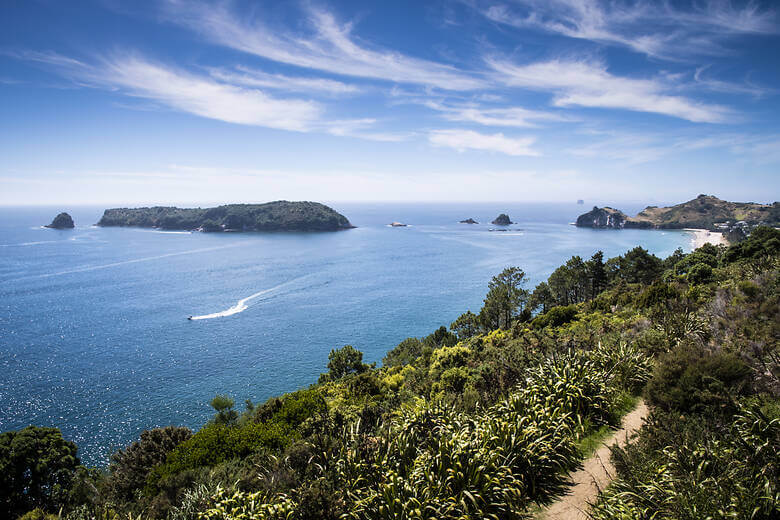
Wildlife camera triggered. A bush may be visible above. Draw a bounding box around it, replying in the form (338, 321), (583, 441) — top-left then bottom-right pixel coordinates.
(531, 304), (578, 328)
(382, 337), (423, 367)
(645, 345), (751, 414)
(686, 262), (714, 285)
(108, 425), (192, 502)
(592, 403), (780, 520)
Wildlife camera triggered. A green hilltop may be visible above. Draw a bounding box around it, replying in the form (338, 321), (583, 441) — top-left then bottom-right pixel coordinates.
(577, 194), (779, 231)
(97, 201), (354, 232)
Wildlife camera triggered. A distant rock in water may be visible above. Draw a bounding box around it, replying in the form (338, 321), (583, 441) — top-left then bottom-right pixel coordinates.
(45, 212), (75, 229)
(460, 218), (478, 224)
(576, 206), (628, 229)
(97, 201), (354, 232)
(389, 222), (408, 227)
(577, 199), (584, 205)
(491, 214), (513, 226)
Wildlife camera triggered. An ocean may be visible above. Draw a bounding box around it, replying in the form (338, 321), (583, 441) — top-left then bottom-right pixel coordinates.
(0, 202), (694, 466)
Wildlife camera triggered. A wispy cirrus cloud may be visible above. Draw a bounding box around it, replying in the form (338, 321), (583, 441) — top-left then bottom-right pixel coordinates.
(209, 65), (361, 95)
(428, 129), (539, 156)
(478, 0), (777, 59)
(488, 58), (731, 123)
(8, 50), (410, 140)
(428, 102), (572, 127)
(162, 0), (485, 91)
(570, 129), (780, 165)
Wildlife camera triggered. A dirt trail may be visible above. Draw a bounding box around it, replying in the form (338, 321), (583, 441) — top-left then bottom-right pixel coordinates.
(537, 400), (648, 520)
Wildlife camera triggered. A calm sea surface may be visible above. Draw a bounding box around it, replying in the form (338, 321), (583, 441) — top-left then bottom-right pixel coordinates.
(0, 203), (693, 465)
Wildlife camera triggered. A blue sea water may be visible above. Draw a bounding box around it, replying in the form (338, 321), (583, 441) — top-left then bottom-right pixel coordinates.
(0, 203), (694, 466)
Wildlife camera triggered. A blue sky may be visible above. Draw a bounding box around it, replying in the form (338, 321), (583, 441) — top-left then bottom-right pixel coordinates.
(1, 0), (779, 205)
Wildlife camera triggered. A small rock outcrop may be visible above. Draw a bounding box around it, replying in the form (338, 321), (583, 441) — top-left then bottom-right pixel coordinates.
(460, 218), (478, 224)
(390, 222), (408, 227)
(575, 207), (628, 228)
(491, 214), (513, 226)
(45, 212), (75, 229)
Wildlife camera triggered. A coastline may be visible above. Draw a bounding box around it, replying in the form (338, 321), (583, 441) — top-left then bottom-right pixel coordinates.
(685, 228), (727, 249)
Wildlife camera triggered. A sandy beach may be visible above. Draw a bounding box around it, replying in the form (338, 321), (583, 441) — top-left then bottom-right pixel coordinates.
(686, 228), (727, 249)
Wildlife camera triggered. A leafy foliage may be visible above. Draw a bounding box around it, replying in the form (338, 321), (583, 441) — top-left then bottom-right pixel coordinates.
(0, 426), (80, 516)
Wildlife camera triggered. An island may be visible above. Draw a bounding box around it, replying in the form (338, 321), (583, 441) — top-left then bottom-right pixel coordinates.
(460, 218), (479, 224)
(575, 206), (629, 229)
(96, 201), (354, 232)
(45, 212), (75, 229)
(491, 213), (513, 226)
(576, 195), (779, 233)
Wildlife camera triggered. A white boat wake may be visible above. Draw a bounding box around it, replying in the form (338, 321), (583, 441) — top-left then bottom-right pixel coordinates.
(189, 275), (313, 320)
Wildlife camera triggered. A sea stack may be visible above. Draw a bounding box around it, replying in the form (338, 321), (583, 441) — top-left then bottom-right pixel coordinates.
(45, 212), (75, 229)
(460, 218), (478, 224)
(491, 214), (513, 226)
(575, 206), (628, 228)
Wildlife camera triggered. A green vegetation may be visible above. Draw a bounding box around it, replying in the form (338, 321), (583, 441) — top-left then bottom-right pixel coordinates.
(96, 201), (354, 232)
(5, 226), (779, 519)
(577, 195), (779, 231)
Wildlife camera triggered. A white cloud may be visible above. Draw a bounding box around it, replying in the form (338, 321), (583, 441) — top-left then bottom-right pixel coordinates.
(428, 129), (539, 156)
(209, 66), (360, 95)
(97, 56), (322, 131)
(488, 58), (731, 123)
(10, 50), (415, 138)
(161, 1), (484, 91)
(570, 130), (780, 165)
(427, 101), (571, 127)
(479, 0), (777, 59)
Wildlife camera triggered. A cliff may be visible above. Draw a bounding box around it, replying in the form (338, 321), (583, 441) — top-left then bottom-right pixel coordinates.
(97, 201), (354, 232)
(45, 212), (75, 229)
(577, 195), (779, 230)
(575, 206), (629, 228)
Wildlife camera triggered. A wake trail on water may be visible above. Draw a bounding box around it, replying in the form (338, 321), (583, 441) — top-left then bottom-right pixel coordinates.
(190, 274), (316, 320)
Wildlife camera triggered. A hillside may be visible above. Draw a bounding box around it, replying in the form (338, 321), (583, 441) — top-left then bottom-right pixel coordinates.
(627, 194), (779, 229)
(4, 227), (778, 520)
(576, 195), (779, 230)
(97, 201), (354, 232)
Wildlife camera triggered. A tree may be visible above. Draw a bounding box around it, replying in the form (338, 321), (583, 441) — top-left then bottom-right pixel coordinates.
(586, 250), (607, 299)
(0, 426), (80, 516)
(383, 337), (423, 367)
(479, 267), (529, 330)
(210, 395), (238, 425)
(528, 282), (554, 314)
(321, 345), (369, 381)
(450, 311), (480, 340)
(107, 426), (192, 502)
(423, 325), (457, 348)
(547, 256), (588, 306)
(613, 246), (663, 285)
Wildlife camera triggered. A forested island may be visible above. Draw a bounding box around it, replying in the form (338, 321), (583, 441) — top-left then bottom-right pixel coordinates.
(3, 227), (779, 520)
(577, 194), (779, 234)
(97, 201), (354, 232)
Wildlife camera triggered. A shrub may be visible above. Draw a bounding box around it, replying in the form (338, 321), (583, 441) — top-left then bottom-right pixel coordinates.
(592, 403), (780, 520)
(108, 426), (192, 502)
(531, 304), (578, 328)
(645, 345), (751, 414)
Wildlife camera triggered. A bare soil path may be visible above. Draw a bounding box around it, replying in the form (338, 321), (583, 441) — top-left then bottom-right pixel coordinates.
(537, 400), (648, 520)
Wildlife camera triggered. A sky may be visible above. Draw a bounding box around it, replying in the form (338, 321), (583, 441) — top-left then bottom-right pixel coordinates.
(1, 0), (779, 205)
